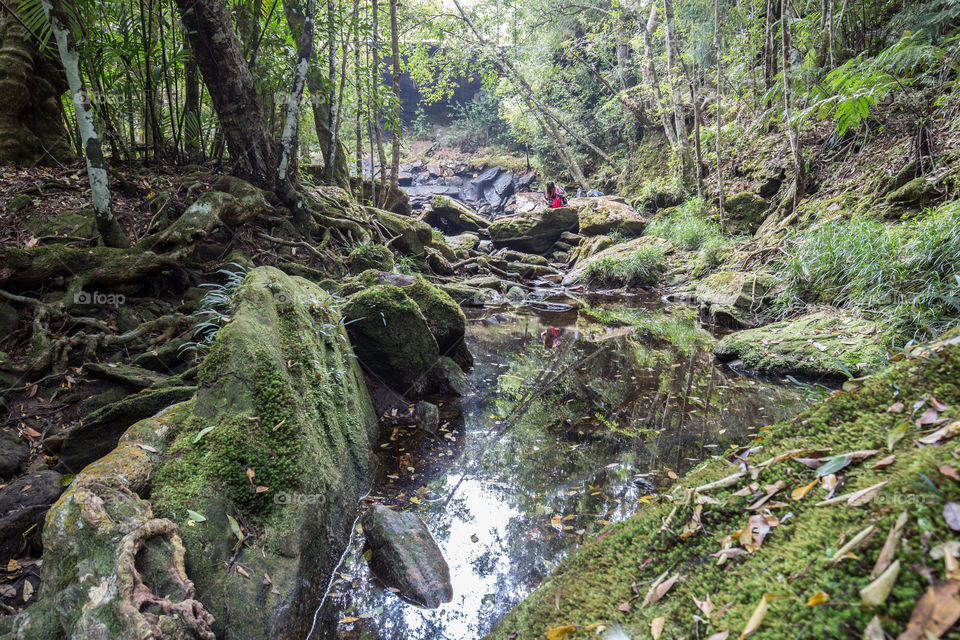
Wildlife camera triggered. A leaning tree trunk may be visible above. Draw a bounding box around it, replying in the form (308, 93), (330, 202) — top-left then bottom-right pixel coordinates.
(275, 0), (317, 206)
(41, 0), (129, 248)
(175, 0), (276, 189)
(714, 0), (724, 227)
(781, 0), (805, 210)
(638, 0), (677, 147)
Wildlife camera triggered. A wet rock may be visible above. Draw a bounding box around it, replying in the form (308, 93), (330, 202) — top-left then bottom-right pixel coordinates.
(414, 401), (440, 433)
(714, 311), (891, 379)
(694, 271), (777, 327)
(0, 431), (29, 480)
(723, 192), (769, 235)
(422, 195), (489, 233)
(361, 505), (452, 608)
(435, 283), (488, 307)
(488, 207), (579, 254)
(0, 469), (62, 561)
(572, 196), (646, 236)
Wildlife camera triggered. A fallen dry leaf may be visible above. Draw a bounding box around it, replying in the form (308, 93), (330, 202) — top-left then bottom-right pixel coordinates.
(870, 455), (896, 469)
(940, 465), (960, 483)
(862, 616), (884, 640)
(872, 513), (908, 578)
(945, 503), (960, 532)
(651, 616), (665, 639)
(546, 625), (577, 640)
(738, 593), (789, 639)
(806, 591), (829, 606)
(791, 479), (818, 501)
(897, 580), (960, 639)
(641, 572), (683, 608)
(693, 593), (715, 618)
(860, 559), (899, 606)
(887, 401), (904, 413)
(831, 525), (876, 564)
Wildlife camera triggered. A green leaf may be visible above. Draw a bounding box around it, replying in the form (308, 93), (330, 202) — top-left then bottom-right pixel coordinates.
(187, 509), (207, 522)
(887, 421), (910, 451)
(60, 474), (75, 487)
(227, 514), (243, 540)
(817, 455), (851, 477)
(193, 425), (215, 444)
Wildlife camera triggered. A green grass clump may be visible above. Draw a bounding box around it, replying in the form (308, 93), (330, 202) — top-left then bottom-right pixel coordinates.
(775, 201), (960, 341)
(647, 198), (739, 276)
(584, 245), (666, 287)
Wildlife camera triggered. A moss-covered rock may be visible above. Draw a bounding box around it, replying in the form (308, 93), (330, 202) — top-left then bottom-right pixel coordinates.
(370, 207), (433, 256)
(694, 270), (777, 327)
(343, 284), (441, 392)
(446, 233), (480, 253)
(405, 275), (472, 369)
(23, 209), (97, 241)
(6, 194), (32, 212)
(562, 237), (670, 286)
(723, 191), (769, 235)
(572, 196), (646, 236)
(715, 310), (892, 379)
(422, 196), (489, 233)
(11, 267), (379, 640)
(210, 176), (272, 224)
(488, 207), (579, 254)
(490, 328), (960, 640)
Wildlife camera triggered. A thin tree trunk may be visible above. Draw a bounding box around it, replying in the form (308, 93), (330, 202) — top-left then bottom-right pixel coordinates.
(183, 44), (202, 161)
(325, 0), (337, 183)
(663, 0), (693, 185)
(714, 0), (724, 228)
(638, 0), (676, 147)
(388, 0), (400, 190)
(781, 0), (805, 210)
(371, 0), (388, 205)
(41, 0), (128, 248)
(527, 97), (588, 189)
(275, 0), (316, 206)
(354, 0), (362, 183)
(175, 0), (276, 188)
(686, 62), (704, 198)
(763, 0), (778, 90)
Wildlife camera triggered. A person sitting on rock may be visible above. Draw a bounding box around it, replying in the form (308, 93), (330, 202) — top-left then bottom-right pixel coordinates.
(545, 181), (567, 208)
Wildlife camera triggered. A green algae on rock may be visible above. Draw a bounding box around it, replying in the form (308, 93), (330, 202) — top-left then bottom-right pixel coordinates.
(715, 310), (892, 380)
(488, 206), (579, 254)
(694, 270), (777, 327)
(562, 237), (670, 287)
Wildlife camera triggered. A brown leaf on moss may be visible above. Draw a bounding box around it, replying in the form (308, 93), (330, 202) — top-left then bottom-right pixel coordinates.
(898, 580), (960, 639)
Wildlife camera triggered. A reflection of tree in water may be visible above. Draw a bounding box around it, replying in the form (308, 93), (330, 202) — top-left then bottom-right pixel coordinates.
(319, 304), (808, 640)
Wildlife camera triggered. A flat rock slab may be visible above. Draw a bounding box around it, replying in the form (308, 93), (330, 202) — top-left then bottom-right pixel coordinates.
(361, 504), (452, 608)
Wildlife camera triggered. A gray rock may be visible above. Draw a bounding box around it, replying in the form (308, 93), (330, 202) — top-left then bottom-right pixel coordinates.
(0, 302), (19, 336)
(361, 505), (452, 608)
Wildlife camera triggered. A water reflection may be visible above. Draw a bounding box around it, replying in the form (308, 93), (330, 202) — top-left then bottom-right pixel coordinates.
(313, 299), (809, 640)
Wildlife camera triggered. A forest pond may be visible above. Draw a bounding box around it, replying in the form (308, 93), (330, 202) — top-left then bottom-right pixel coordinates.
(311, 296), (811, 640)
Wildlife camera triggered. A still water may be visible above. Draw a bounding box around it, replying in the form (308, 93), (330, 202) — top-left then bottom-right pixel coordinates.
(313, 298), (809, 640)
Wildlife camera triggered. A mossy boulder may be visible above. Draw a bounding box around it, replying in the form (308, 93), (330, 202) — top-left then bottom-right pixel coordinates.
(343, 284), (442, 392)
(405, 276), (473, 369)
(571, 196), (646, 236)
(10, 267), (379, 640)
(210, 176), (272, 224)
(694, 270), (777, 327)
(488, 207), (579, 254)
(370, 208), (433, 256)
(6, 194), (32, 212)
(0, 301), (18, 336)
(562, 237), (670, 286)
(723, 191), (769, 235)
(446, 233), (480, 253)
(422, 196), (489, 233)
(346, 243), (395, 274)
(715, 310), (892, 379)
(568, 235), (617, 269)
(492, 328), (960, 640)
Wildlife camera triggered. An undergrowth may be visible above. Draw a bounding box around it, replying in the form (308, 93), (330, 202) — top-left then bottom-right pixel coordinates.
(647, 198), (739, 276)
(583, 245), (666, 287)
(775, 201), (960, 341)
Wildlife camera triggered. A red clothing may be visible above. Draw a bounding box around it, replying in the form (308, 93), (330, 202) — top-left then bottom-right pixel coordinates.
(551, 196), (564, 208)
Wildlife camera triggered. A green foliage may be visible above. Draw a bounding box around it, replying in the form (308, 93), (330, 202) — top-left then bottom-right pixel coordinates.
(805, 31), (948, 136)
(442, 91), (508, 150)
(647, 198), (737, 276)
(180, 263), (248, 356)
(775, 202), (960, 341)
(583, 245), (666, 287)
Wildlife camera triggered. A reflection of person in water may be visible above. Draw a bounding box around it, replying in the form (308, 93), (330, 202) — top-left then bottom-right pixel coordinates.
(541, 327), (563, 349)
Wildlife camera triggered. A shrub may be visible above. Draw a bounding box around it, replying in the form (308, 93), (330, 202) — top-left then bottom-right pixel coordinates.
(776, 202), (960, 341)
(647, 198), (739, 275)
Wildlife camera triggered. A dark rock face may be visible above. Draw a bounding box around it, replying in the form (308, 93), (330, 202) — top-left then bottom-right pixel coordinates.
(0, 469), (62, 561)
(488, 207), (579, 254)
(361, 504), (452, 608)
(0, 431), (29, 480)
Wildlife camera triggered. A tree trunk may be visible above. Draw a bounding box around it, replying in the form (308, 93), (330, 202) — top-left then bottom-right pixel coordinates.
(274, 0), (316, 206)
(781, 0), (805, 209)
(0, 3), (74, 166)
(686, 63), (704, 198)
(663, 0), (693, 186)
(763, 0), (779, 90)
(714, 0), (724, 227)
(354, 0), (363, 183)
(388, 0), (401, 191)
(183, 45), (202, 161)
(638, 0), (677, 147)
(526, 97), (588, 189)
(175, 0), (277, 189)
(41, 0), (129, 248)
(325, 0), (337, 183)
(371, 0), (388, 205)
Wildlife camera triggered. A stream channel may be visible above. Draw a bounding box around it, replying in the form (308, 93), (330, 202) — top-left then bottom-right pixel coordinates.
(312, 294), (811, 640)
